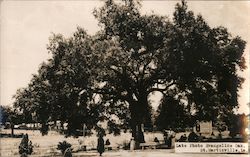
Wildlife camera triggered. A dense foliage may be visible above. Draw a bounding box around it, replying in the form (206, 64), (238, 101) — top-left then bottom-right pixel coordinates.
(155, 0), (246, 130)
(57, 141), (72, 154)
(13, 0), (246, 144)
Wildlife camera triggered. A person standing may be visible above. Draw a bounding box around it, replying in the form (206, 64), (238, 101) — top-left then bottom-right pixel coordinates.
(130, 137), (135, 151)
(97, 135), (105, 156)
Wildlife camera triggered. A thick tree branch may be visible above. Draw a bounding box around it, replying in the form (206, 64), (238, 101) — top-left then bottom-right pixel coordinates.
(147, 81), (176, 94)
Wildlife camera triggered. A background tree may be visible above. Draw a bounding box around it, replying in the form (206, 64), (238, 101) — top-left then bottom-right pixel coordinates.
(0, 105), (22, 136)
(0, 105), (11, 126)
(14, 28), (103, 136)
(42, 29), (97, 136)
(164, 0), (246, 122)
(224, 113), (248, 139)
(155, 95), (193, 132)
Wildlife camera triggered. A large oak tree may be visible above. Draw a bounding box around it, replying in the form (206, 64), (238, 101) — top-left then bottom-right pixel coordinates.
(13, 0), (246, 145)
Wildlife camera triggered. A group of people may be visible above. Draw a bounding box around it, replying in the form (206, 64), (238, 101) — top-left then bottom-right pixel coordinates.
(163, 132), (175, 148)
(67, 131), (207, 156)
(178, 131), (203, 142)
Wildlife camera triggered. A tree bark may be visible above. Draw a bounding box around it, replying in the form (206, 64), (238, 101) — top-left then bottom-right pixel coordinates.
(129, 98), (148, 147)
(131, 123), (145, 149)
(127, 86), (151, 148)
(11, 123), (14, 137)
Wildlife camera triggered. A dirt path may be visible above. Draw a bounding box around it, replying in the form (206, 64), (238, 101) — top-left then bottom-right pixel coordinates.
(74, 150), (249, 157)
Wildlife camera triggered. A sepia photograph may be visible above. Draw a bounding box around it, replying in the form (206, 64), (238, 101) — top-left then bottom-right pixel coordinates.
(0, 0), (249, 156)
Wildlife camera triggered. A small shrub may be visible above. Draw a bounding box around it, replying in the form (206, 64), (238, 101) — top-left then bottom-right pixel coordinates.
(19, 134), (33, 156)
(121, 140), (130, 150)
(57, 141), (72, 154)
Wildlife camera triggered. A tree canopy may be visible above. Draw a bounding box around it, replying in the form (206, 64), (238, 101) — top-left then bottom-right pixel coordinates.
(155, 0), (246, 130)
(13, 0), (246, 142)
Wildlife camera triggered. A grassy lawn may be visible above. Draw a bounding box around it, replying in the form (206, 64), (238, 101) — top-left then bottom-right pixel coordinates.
(1, 129), (248, 157)
(0, 129), (163, 156)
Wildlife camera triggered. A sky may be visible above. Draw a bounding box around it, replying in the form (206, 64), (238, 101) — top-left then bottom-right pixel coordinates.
(0, 0), (249, 114)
